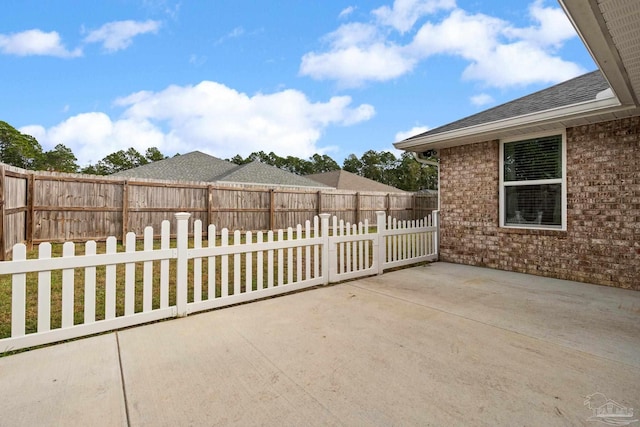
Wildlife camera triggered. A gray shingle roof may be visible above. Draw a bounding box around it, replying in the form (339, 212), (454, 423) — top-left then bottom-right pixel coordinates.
(114, 152), (329, 187)
(217, 161), (328, 187)
(306, 170), (406, 193)
(112, 151), (237, 181)
(405, 70), (609, 141)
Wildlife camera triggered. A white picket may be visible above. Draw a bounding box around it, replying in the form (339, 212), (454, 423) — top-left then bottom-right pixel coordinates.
(160, 221), (170, 309)
(305, 220), (311, 281)
(207, 224), (216, 300)
(277, 229), (284, 286)
(193, 221), (202, 303)
(124, 232), (136, 317)
(364, 219), (370, 269)
(267, 230), (274, 289)
(353, 224), (358, 271)
(38, 243), (52, 332)
(143, 227), (154, 311)
(314, 216), (320, 279)
(338, 219), (345, 275)
(245, 231), (252, 293)
(175, 212), (190, 317)
(221, 229), (229, 298)
(346, 222), (352, 274)
(105, 237), (117, 320)
(256, 231), (263, 290)
(11, 244), (27, 337)
(287, 227), (293, 285)
(296, 225), (302, 283)
(61, 242), (75, 328)
(84, 241), (96, 324)
(233, 230), (241, 295)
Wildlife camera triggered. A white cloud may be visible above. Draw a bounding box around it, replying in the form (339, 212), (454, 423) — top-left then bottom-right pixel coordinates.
(461, 40), (584, 87)
(470, 93), (494, 106)
(300, 23), (417, 87)
(301, 44), (416, 88)
(373, 0), (456, 33)
(22, 113), (166, 165)
(395, 125), (429, 142)
(410, 9), (503, 57)
(189, 54), (207, 66)
(84, 20), (161, 52)
(339, 6), (356, 19)
(301, 0), (584, 88)
(324, 23), (382, 49)
(410, 9), (584, 87)
(215, 26), (246, 45)
(23, 81), (375, 165)
(505, 0), (577, 48)
(0, 29), (81, 57)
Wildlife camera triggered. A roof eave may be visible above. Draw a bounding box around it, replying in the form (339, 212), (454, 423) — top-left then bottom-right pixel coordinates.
(558, 0), (638, 106)
(394, 96), (629, 152)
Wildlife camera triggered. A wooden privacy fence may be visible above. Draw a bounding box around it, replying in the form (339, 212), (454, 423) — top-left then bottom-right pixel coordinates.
(0, 211), (439, 352)
(0, 164), (437, 260)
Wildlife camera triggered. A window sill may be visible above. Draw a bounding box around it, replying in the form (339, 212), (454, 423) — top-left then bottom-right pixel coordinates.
(499, 227), (567, 237)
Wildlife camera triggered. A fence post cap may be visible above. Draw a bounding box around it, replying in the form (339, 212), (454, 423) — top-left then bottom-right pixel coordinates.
(174, 212), (191, 220)
(318, 213), (331, 219)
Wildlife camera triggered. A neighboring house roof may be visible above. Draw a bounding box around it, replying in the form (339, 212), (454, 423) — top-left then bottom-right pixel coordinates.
(395, 0), (640, 153)
(113, 151), (328, 188)
(112, 151), (237, 181)
(306, 170), (406, 193)
(216, 161), (328, 188)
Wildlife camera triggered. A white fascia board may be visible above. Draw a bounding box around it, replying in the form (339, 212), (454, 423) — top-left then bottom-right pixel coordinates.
(394, 96), (626, 152)
(558, 0), (637, 106)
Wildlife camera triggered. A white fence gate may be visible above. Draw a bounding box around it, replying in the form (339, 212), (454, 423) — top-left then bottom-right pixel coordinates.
(0, 211), (438, 352)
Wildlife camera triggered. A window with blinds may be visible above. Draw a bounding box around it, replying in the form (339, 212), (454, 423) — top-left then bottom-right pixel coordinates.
(501, 133), (565, 229)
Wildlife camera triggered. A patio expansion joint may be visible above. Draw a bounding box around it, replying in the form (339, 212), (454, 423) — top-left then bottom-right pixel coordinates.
(115, 331), (132, 427)
(346, 282), (640, 371)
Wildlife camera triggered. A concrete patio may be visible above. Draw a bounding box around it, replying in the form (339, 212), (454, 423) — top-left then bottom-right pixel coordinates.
(1, 262), (639, 426)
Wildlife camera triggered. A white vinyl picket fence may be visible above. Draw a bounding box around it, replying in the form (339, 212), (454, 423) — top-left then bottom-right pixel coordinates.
(0, 211), (438, 352)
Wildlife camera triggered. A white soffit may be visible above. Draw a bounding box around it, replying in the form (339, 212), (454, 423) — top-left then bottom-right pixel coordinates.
(561, 0), (640, 106)
(597, 0), (640, 104)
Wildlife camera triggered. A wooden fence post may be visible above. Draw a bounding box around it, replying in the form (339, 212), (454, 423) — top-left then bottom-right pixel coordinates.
(317, 190), (322, 217)
(376, 211), (386, 275)
(175, 212), (191, 317)
(122, 180), (129, 243)
(355, 192), (361, 225)
(269, 189), (275, 230)
(386, 193), (391, 218)
(208, 185), (214, 231)
(0, 165), (5, 260)
(411, 193), (416, 221)
(26, 174), (34, 250)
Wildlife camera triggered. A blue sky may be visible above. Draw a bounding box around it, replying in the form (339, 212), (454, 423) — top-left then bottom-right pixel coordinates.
(1, 0), (595, 167)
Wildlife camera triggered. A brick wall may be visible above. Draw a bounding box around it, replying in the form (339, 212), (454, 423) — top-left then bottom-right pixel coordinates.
(439, 115), (639, 290)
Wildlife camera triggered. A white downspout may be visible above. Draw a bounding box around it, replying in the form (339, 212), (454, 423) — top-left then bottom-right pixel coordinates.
(413, 151), (440, 211)
(413, 151), (440, 260)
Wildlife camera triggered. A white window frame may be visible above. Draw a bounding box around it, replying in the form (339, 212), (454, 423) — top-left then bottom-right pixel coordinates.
(499, 130), (567, 231)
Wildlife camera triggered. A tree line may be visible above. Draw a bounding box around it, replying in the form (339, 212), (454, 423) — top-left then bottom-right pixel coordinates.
(0, 120), (437, 191)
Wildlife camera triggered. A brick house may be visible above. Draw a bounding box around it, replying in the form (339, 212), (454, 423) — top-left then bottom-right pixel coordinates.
(395, 0), (640, 289)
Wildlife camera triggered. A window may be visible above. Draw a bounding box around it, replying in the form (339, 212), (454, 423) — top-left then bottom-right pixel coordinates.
(500, 132), (566, 230)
